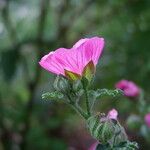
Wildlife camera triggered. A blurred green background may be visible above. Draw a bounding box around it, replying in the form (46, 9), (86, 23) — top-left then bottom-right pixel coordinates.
(0, 0), (150, 149)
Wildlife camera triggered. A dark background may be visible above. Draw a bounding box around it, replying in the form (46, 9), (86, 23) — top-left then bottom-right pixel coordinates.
(0, 0), (150, 149)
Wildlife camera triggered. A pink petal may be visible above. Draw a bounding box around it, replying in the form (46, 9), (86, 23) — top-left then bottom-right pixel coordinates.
(145, 113), (150, 128)
(39, 36), (105, 77)
(88, 37), (104, 65)
(76, 37), (104, 67)
(39, 51), (65, 75)
(88, 142), (99, 150)
(115, 80), (140, 97)
(115, 80), (129, 89)
(73, 38), (89, 48)
(107, 109), (118, 120)
(54, 48), (82, 74)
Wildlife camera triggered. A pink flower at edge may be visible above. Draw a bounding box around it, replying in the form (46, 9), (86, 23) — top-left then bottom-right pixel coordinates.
(107, 109), (118, 120)
(145, 113), (150, 128)
(88, 142), (99, 150)
(39, 37), (104, 80)
(115, 80), (140, 97)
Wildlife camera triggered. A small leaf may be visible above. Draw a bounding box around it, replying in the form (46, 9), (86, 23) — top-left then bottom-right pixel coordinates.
(82, 60), (95, 82)
(96, 143), (111, 150)
(95, 89), (124, 98)
(64, 69), (81, 81)
(42, 91), (64, 100)
(114, 141), (139, 149)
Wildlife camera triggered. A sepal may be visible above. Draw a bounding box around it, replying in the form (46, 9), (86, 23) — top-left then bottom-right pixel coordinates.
(82, 60), (95, 82)
(64, 69), (81, 81)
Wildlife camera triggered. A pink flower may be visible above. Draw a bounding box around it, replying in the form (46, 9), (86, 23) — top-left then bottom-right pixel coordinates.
(145, 113), (150, 128)
(88, 142), (99, 150)
(107, 109), (118, 120)
(39, 37), (104, 80)
(115, 80), (140, 97)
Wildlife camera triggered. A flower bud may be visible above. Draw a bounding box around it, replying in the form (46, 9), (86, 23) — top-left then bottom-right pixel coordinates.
(115, 80), (140, 98)
(53, 76), (70, 94)
(110, 123), (128, 145)
(72, 80), (83, 92)
(86, 114), (115, 144)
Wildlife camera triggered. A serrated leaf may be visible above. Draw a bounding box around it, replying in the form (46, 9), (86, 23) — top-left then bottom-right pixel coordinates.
(42, 91), (64, 100)
(96, 143), (111, 150)
(95, 89), (124, 98)
(114, 141), (139, 150)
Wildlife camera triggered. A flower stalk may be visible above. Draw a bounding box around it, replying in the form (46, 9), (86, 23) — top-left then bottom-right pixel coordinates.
(84, 85), (91, 118)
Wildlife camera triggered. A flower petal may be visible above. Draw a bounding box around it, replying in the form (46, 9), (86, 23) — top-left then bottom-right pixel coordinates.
(73, 38), (89, 48)
(107, 109), (118, 120)
(39, 36), (105, 77)
(84, 37), (104, 65)
(39, 51), (65, 75)
(54, 48), (81, 75)
(75, 37), (105, 73)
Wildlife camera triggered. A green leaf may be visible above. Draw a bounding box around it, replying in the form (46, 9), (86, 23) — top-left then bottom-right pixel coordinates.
(64, 69), (81, 81)
(96, 143), (111, 150)
(114, 141), (139, 150)
(94, 89), (124, 98)
(82, 60), (95, 82)
(42, 91), (64, 100)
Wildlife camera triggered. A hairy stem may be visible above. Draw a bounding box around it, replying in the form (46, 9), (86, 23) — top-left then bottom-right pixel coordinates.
(84, 87), (91, 118)
(70, 103), (89, 120)
(66, 93), (88, 120)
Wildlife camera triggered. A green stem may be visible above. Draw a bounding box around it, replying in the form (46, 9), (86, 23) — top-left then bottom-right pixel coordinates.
(81, 78), (91, 117)
(70, 103), (89, 120)
(84, 87), (91, 117)
(66, 94), (88, 120)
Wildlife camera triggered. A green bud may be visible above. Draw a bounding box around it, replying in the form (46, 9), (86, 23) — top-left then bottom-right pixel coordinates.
(87, 114), (115, 144)
(72, 80), (83, 92)
(110, 122), (128, 146)
(53, 76), (70, 94)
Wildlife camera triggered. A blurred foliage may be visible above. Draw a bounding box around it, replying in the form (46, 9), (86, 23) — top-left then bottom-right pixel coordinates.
(0, 0), (150, 149)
